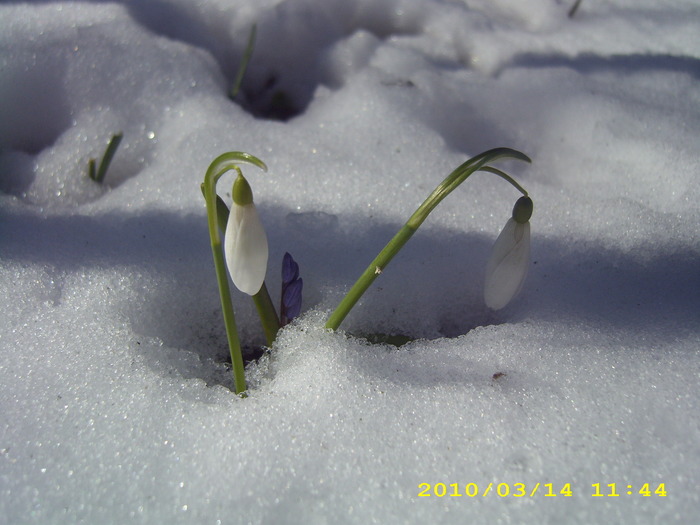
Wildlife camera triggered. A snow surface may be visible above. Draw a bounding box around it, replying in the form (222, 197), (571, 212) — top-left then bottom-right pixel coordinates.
(1, 0), (699, 523)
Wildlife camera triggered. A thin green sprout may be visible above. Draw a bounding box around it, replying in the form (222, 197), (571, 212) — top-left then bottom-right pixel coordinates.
(88, 132), (123, 183)
(230, 24), (257, 99)
(325, 147), (531, 331)
(568, 0), (583, 18)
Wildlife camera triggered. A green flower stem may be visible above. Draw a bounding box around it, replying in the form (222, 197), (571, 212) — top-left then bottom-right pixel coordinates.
(252, 284), (281, 346)
(206, 190), (281, 347)
(203, 152), (267, 394)
(325, 224), (417, 331)
(325, 147), (531, 331)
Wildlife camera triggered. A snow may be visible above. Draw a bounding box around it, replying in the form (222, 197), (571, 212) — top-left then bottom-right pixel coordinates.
(1, 0), (699, 523)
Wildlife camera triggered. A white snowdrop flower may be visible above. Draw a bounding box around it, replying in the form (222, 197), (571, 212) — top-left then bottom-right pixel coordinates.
(484, 196), (533, 310)
(224, 174), (268, 295)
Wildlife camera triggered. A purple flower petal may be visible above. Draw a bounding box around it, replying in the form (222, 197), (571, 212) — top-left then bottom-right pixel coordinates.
(280, 253), (303, 325)
(282, 278), (303, 321)
(282, 252), (299, 284)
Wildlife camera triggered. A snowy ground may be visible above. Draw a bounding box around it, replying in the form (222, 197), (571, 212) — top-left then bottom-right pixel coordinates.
(1, 0), (699, 523)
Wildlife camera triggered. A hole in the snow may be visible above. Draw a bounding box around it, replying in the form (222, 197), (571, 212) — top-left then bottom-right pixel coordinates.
(236, 73), (304, 122)
(230, 4), (424, 121)
(0, 52), (73, 197)
(0, 25), (155, 207)
(0, 56), (72, 157)
(107, 0), (426, 122)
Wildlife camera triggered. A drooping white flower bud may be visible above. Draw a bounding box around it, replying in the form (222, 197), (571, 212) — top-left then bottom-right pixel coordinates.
(224, 174), (268, 295)
(484, 196), (532, 310)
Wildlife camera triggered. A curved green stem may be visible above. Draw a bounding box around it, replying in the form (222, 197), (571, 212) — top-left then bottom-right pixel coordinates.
(477, 166), (529, 197)
(325, 147), (531, 331)
(405, 148), (531, 230)
(203, 152), (267, 395)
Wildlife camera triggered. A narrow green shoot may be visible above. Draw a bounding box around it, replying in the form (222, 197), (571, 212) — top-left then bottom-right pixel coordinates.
(88, 132), (123, 183)
(252, 285), (281, 346)
(203, 152), (267, 395)
(568, 0), (583, 18)
(230, 24), (257, 99)
(325, 148), (531, 331)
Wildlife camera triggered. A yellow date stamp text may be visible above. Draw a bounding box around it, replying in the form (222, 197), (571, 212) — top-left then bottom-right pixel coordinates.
(417, 482), (667, 498)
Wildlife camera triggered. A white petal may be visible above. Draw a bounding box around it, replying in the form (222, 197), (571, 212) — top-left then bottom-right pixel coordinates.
(484, 218), (530, 310)
(224, 203), (268, 295)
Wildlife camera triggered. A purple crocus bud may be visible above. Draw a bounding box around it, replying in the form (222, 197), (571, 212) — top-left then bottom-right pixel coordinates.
(282, 251), (299, 284)
(280, 252), (303, 325)
(282, 278), (303, 322)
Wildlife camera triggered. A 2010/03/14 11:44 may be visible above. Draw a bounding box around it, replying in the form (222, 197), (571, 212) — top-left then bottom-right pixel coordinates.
(416, 482), (667, 498)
